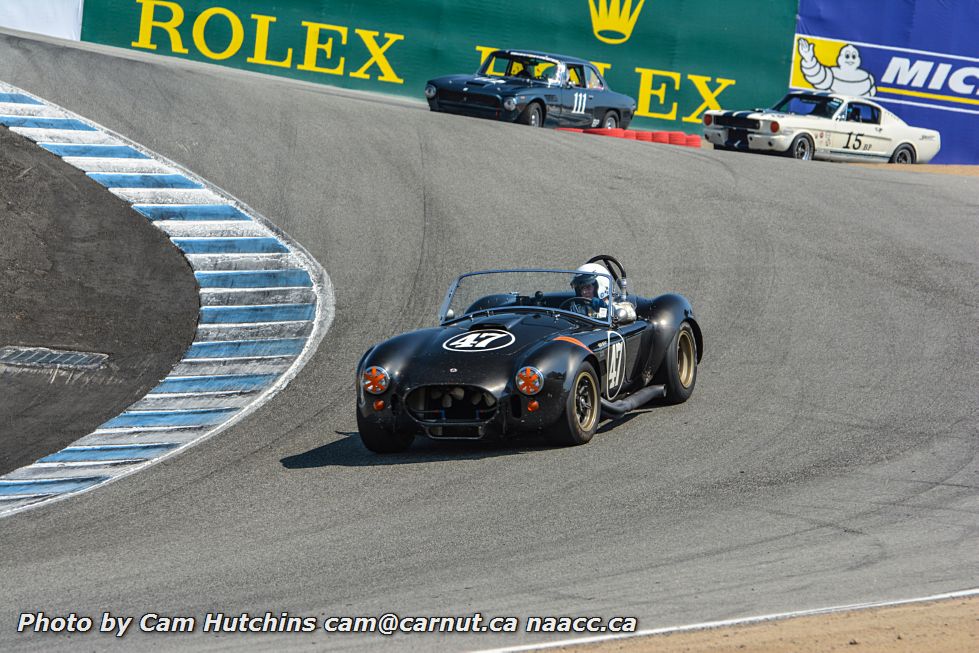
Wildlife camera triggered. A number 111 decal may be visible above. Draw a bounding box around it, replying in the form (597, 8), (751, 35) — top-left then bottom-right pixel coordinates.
(572, 92), (588, 114)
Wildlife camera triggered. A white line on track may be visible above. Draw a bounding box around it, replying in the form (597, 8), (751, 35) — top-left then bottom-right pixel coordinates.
(469, 588), (979, 653)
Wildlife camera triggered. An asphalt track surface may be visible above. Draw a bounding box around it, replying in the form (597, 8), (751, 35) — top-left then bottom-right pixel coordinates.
(1, 31), (976, 652)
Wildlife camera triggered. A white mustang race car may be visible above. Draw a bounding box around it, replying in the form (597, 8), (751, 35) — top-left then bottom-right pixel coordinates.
(702, 91), (941, 163)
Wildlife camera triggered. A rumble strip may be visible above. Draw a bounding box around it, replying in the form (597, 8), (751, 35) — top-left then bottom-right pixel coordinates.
(0, 82), (334, 518)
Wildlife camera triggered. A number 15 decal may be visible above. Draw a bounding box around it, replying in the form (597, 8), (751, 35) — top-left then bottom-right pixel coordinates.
(572, 92), (588, 114)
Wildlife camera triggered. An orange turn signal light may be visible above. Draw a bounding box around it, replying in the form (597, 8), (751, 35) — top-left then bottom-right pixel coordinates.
(527, 400), (540, 413)
(373, 399), (385, 411)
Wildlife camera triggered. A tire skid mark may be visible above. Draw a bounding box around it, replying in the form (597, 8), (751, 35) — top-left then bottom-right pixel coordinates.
(0, 82), (334, 518)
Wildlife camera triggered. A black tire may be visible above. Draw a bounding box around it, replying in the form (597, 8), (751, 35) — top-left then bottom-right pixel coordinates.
(547, 361), (600, 446)
(889, 144), (915, 164)
(786, 134), (814, 160)
(663, 322), (698, 404)
(357, 410), (413, 453)
(602, 111), (618, 129)
(518, 102), (543, 127)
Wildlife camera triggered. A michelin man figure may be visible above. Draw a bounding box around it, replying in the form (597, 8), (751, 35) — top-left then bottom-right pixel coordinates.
(798, 38), (876, 96)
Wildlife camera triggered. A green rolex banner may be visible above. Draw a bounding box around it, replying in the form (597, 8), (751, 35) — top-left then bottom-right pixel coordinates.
(81, 0), (798, 131)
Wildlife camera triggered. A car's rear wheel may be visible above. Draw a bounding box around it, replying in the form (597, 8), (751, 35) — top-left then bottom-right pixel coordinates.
(518, 102), (543, 127)
(787, 134), (814, 160)
(547, 361), (599, 446)
(602, 111), (618, 129)
(358, 410), (413, 453)
(663, 322), (698, 404)
(890, 144), (915, 164)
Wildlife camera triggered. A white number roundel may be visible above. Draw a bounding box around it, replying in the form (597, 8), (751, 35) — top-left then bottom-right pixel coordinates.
(443, 330), (515, 352)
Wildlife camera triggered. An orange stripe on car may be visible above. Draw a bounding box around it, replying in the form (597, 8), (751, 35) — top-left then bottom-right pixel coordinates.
(553, 336), (592, 353)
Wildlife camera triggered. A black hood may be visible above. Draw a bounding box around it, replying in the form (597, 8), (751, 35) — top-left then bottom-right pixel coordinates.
(431, 74), (556, 94)
(366, 311), (592, 393)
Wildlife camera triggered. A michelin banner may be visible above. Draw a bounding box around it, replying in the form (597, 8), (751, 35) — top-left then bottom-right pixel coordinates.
(792, 0), (979, 164)
(78, 0), (797, 133)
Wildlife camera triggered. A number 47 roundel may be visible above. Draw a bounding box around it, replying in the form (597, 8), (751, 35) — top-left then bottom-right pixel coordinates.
(443, 330), (516, 352)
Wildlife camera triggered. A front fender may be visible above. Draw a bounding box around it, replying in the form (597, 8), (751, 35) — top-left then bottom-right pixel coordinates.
(521, 337), (601, 406)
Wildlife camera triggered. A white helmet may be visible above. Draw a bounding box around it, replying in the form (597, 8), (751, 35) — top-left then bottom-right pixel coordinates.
(571, 263), (611, 301)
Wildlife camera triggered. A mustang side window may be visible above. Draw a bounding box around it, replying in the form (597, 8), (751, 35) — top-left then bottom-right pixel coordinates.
(852, 103), (880, 124)
(567, 66), (585, 88)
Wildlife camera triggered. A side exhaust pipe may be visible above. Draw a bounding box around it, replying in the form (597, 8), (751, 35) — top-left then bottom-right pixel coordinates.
(601, 384), (666, 418)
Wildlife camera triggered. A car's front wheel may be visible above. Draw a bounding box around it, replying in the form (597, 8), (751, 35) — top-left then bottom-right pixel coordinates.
(602, 111), (619, 129)
(358, 410), (413, 453)
(547, 361), (600, 446)
(787, 134), (814, 160)
(518, 103), (543, 127)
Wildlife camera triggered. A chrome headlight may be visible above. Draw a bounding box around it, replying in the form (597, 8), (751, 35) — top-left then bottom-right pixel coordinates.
(515, 366), (543, 395)
(503, 97), (517, 111)
(424, 84), (437, 99)
(362, 366), (390, 395)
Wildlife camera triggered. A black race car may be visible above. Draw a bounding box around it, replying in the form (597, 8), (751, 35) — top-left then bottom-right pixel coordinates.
(356, 256), (702, 453)
(424, 49), (637, 129)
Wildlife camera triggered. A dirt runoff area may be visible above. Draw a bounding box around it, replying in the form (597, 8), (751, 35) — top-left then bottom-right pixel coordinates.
(854, 164), (979, 177)
(555, 595), (977, 653)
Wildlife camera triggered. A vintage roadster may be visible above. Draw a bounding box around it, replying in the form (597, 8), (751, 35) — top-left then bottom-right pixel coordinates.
(356, 256), (702, 453)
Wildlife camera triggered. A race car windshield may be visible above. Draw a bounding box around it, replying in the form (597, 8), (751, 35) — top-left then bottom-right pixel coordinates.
(440, 270), (613, 325)
(772, 94), (843, 118)
(478, 54), (560, 83)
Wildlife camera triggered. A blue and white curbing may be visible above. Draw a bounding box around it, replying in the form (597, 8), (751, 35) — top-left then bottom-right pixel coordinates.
(0, 83), (334, 517)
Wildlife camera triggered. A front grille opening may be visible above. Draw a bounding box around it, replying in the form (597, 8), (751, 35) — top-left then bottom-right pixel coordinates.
(406, 385), (498, 422)
(437, 90), (500, 108)
(714, 115), (760, 130)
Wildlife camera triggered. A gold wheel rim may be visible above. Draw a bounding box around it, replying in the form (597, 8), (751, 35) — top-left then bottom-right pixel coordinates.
(677, 330), (695, 388)
(574, 371), (598, 431)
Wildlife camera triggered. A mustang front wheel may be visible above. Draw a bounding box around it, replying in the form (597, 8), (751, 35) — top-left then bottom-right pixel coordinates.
(787, 134), (814, 160)
(548, 361), (599, 446)
(358, 411), (413, 453)
(602, 111), (618, 129)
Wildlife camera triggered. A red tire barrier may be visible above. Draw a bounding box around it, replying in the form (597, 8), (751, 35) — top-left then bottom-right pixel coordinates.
(556, 128), (585, 133)
(668, 131), (687, 145)
(635, 131), (655, 142)
(584, 127), (625, 138)
(621, 130), (638, 140)
(685, 134), (703, 147)
(650, 131), (670, 144)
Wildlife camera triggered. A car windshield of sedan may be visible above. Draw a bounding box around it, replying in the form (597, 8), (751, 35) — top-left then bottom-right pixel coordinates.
(440, 270), (614, 325)
(478, 53), (561, 84)
(772, 93), (843, 118)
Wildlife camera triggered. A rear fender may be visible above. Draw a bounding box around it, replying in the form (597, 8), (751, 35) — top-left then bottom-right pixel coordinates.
(639, 293), (703, 374)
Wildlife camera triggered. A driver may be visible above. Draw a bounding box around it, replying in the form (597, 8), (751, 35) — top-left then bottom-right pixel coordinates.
(570, 263), (610, 318)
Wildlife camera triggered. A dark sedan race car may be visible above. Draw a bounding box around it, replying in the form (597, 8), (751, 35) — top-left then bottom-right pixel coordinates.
(356, 256), (702, 453)
(424, 49), (637, 129)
